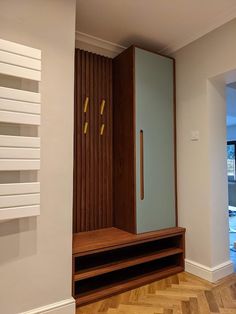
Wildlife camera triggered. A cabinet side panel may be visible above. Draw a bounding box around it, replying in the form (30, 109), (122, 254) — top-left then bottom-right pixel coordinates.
(135, 48), (176, 233)
(113, 47), (136, 233)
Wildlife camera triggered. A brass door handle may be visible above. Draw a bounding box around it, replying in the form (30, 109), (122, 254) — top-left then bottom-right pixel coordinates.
(140, 130), (144, 200)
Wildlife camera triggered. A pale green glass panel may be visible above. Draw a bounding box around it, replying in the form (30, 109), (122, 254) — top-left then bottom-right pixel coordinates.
(135, 47), (176, 233)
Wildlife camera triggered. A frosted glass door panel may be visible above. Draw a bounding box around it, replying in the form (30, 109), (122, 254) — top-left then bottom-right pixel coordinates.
(135, 48), (176, 233)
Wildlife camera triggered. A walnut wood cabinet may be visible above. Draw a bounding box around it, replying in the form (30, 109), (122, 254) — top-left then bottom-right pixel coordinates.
(73, 46), (184, 307)
(113, 46), (176, 234)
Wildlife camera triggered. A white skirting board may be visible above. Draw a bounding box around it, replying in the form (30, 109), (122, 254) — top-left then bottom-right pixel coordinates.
(185, 259), (234, 282)
(20, 298), (75, 314)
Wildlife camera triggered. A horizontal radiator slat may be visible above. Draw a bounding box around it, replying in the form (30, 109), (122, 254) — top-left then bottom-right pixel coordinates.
(0, 99), (40, 114)
(0, 205), (40, 220)
(0, 135), (40, 148)
(0, 147), (40, 159)
(0, 193), (40, 208)
(0, 62), (41, 81)
(0, 159), (40, 170)
(0, 39), (41, 60)
(0, 50), (41, 71)
(0, 110), (40, 125)
(0, 86), (40, 103)
(0, 182), (40, 195)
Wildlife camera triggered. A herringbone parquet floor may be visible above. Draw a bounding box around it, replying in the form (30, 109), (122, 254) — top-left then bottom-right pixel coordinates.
(77, 272), (236, 314)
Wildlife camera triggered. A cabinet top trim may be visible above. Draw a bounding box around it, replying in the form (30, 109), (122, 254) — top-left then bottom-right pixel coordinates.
(73, 227), (185, 256)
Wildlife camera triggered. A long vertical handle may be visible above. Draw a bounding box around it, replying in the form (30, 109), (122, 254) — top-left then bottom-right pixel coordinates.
(140, 130), (144, 200)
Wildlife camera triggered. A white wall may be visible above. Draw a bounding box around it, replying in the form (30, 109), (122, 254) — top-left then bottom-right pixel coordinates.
(174, 18), (236, 280)
(0, 1), (76, 313)
(227, 125), (236, 141)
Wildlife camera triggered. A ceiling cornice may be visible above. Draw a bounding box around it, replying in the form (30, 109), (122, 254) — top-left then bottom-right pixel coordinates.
(75, 31), (126, 55)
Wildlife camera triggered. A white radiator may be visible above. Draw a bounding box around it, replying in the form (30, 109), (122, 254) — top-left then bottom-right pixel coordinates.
(0, 38), (41, 220)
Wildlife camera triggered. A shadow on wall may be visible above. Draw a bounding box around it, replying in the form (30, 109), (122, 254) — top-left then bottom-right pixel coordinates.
(0, 218), (37, 265)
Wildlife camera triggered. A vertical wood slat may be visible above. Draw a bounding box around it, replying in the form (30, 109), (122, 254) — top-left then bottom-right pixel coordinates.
(89, 52), (94, 231)
(81, 51), (85, 231)
(101, 57), (104, 227)
(98, 55), (101, 229)
(73, 49), (113, 232)
(104, 59), (107, 227)
(109, 58), (113, 227)
(94, 54), (98, 231)
(85, 50), (90, 231)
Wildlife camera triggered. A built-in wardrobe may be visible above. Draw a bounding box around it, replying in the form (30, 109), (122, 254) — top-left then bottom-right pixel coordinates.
(73, 46), (185, 306)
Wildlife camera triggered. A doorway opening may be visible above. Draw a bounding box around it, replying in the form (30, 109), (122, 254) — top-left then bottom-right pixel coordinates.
(226, 83), (236, 271)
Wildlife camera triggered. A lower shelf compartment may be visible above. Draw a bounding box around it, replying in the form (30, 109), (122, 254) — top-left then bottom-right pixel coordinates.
(76, 265), (183, 306)
(75, 254), (183, 306)
(74, 247), (183, 281)
(73, 227), (185, 307)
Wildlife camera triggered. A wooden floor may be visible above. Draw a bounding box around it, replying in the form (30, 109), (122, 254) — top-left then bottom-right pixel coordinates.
(77, 272), (236, 314)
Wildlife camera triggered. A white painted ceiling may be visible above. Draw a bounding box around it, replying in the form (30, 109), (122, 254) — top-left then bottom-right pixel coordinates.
(76, 0), (236, 53)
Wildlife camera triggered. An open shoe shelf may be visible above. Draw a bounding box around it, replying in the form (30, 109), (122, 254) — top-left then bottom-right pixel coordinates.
(73, 227), (185, 306)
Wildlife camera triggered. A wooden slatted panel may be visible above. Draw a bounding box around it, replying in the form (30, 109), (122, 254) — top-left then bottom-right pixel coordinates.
(0, 38), (41, 81)
(108, 58), (113, 227)
(73, 49), (113, 232)
(81, 50), (86, 231)
(85, 50), (89, 230)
